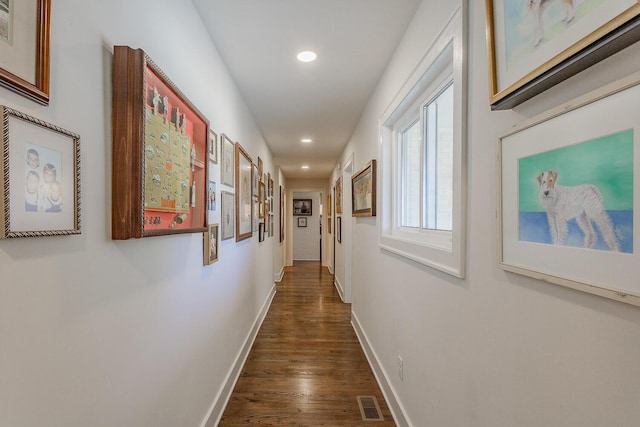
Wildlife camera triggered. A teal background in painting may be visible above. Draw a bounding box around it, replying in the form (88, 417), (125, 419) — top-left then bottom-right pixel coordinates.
(518, 129), (634, 212)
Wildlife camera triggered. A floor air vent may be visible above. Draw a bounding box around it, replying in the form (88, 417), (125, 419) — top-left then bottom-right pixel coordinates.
(357, 395), (384, 421)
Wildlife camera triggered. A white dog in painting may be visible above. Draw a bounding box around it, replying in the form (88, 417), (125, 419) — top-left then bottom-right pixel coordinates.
(528, 0), (576, 46)
(537, 170), (619, 251)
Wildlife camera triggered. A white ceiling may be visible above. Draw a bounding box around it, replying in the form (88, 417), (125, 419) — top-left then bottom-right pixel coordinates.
(192, 0), (422, 179)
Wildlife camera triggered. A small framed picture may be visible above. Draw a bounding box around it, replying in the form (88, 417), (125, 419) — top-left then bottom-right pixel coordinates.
(258, 221), (265, 242)
(203, 223), (219, 265)
(298, 216), (307, 227)
(221, 190), (235, 241)
(1, 106), (81, 238)
(352, 160), (376, 217)
(221, 133), (234, 187)
(293, 198), (312, 216)
(208, 130), (218, 163)
(208, 180), (216, 212)
(337, 216), (342, 243)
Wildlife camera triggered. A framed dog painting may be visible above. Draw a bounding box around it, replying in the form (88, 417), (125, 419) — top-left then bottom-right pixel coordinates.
(498, 70), (640, 307)
(485, 0), (640, 109)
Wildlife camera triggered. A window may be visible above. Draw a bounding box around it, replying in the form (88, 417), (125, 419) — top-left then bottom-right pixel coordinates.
(379, 8), (466, 278)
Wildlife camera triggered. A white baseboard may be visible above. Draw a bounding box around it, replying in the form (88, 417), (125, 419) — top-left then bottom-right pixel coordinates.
(201, 285), (277, 427)
(351, 312), (411, 427)
(328, 264), (334, 274)
(334, 275), (345, 302)
(274, 266), (285, 282)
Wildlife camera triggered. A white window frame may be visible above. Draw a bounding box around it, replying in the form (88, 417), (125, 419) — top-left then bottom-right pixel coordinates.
(378, 7), (467, 278)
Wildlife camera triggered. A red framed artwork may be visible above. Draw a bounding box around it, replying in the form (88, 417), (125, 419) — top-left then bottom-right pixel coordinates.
(112, 46), (208, 239)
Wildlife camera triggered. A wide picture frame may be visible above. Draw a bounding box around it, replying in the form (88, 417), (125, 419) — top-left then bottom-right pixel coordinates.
(0, 0), (51, 105)
(112, 46), (208, 239)
(485, 0), (640, 110)
(351, 159), (376, 217)
(235, 141), (252, 241)
(498, 70), (640, 307)
(293, 198), (312, 216)
(1, 106), (80, 238)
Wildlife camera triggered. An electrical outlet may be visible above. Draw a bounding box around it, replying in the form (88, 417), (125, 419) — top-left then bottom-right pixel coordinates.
(398, 355), (404, 381)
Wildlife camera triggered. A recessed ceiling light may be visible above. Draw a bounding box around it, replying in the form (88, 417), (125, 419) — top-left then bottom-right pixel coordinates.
(301, 165), (310, 170)
(297, 51), (317, 62)
(301, 138), (312, 143)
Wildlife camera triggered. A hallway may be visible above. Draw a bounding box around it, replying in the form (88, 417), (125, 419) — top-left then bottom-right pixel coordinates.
(219, 261), (395, 426)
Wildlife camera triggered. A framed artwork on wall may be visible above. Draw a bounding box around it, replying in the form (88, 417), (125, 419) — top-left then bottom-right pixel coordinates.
(1, 106), (80, 238)
(328, 216), (331, 234)
(293, 198), (312, 216)
(208, 180), (216, 212)
(112, 46), (208, 239)
(498, 70), (640, 307)
(221, 133), (234, 187)
(279, 185), (285, 243)
(298, 217), (307, 227)
(258, 181), (265, 219)
(235, 142), (252, 241)
(221, 190), (235, 240)
(0, 0), (51, 105)
(252, 163), (258, 200)
(208, 130), (218, 163)
(337, 216), (342, 243)
(258, 221), (265, 242)
(351, 160), (376, 217)
(485, 0), (640, 110)
(203, 223), (218, 265)
(336, 176), (342, 214)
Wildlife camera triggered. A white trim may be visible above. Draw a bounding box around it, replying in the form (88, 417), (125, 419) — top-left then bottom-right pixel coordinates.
(351, 313), (412, 427)
(334, 275), (345, 302)
(200, 285), (277, 427)
(378, 5), (467, 278)
(274, 266), (285, 283)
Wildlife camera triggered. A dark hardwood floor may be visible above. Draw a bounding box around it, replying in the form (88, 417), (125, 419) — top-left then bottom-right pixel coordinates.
(219, 261), (396, 426)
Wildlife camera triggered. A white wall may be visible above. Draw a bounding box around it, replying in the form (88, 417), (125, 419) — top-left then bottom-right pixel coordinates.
(340, 1), (640, 426)
(292, 191), (321, 261)
(0, 1), (275, 426)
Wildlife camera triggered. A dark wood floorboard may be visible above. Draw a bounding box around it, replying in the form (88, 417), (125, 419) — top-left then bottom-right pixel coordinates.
(219, 261), (396, 426)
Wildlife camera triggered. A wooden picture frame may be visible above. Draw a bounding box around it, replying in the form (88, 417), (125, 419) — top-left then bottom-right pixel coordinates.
(1, 106), (80, 237)
(258, 181), (266, 219)
(335, 176), (342, 214)
(297, 216), (307, 227)
(351, 160), (376, 217)
(252, 163), (258, 200)
(0, 0), (50, 105)
(293, 198), (312, 216)
(112, 46), (208, 239)
(208, 130), (218, 163)
(327, 194), (332, 217)
(221, 190), (234, 240)
(221, 133), (234, 187)
(328, 216), (331, 234)
(485, 0), (640, 110)
(498, 70), (640, 307)
(235, 142), (252, 241)
(279, 185), (285, 243)
(257, 156), (263, 181)
(203, 223), (219, 265)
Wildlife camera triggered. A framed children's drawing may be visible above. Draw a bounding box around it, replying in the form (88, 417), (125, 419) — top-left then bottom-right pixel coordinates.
(112, 46), (208, 239)
(221, 190), (235, 240)
(1, 106), (80, 238)
(498, 70), (640, 307)
(208, 130), (218, 163)
(221, 133), (234, 187)
(0, 0), (51, 105)
(485, 0), (640, 110)
(203, 223), (219, 265)
(235, 142), (252, 241)
(351, 160), (376, 217)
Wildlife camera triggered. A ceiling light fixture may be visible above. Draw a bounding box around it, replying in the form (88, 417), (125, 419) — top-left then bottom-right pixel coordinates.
(296, 51), (317, 62)
(301, 165), (310, 170)
(301, 138), (312, 143)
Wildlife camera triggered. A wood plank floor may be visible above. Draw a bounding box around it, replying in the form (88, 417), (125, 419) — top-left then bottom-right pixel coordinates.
(219, 261), (396, 426)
